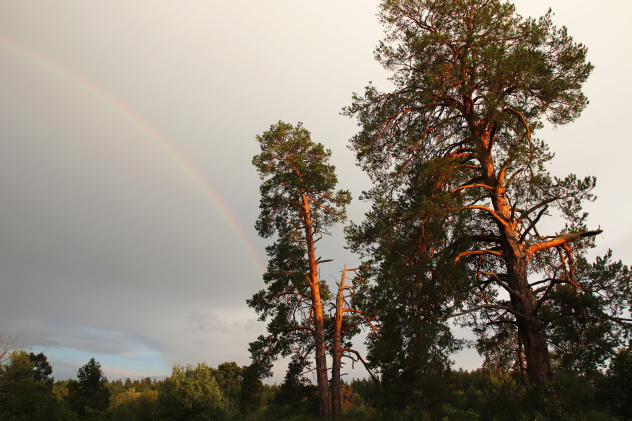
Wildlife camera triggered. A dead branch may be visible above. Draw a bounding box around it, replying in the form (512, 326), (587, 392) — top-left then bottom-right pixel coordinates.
(527, 230), (602, 256)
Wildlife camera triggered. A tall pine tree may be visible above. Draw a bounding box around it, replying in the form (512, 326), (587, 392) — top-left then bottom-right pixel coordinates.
(248, 121), (351, 419)
(346, 0), (630, 386)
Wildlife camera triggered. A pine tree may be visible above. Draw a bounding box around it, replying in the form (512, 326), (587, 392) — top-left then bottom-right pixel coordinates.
(345, 0), (629, 385)
(248, 121), (351, 419)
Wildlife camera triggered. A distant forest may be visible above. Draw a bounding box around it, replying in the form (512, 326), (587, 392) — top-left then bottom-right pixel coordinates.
(3, 0), (631, 420)
(0, 347), (631, 420)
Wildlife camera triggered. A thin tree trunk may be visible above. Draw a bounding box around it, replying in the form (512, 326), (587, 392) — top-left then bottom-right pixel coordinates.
(331, 266), (347, 420)
(311, 284), (330, 420)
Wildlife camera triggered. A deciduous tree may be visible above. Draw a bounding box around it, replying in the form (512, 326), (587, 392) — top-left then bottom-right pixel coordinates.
(0, 350), (73, 420)
(157, 363), (227, 421)
(28, 352), (54, 386)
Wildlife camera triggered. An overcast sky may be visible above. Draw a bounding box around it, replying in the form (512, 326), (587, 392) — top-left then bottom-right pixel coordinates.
(1, 0), (631, 382)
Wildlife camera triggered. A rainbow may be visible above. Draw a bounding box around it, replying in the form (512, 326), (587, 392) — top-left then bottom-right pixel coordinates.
(0, 36), (266, 275)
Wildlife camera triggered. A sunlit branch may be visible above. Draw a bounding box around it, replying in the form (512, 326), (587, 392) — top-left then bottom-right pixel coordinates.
(455, 249), (503, 263)
(451, 183), (494, 194)
(526, 229), (602, 256)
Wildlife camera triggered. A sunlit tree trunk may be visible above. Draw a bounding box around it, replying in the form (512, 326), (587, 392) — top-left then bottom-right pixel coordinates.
(485, 150), (552, 384)
(302, 191), (331, 420)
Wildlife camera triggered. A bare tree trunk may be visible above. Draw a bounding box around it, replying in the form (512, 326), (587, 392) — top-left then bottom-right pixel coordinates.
(302, 192), (331, 420)
(331, 266), (347, 420)
(311, 285), (331, 420)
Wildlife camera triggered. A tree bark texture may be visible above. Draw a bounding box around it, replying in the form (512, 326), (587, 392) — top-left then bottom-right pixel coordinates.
(507, 256), (552, 384)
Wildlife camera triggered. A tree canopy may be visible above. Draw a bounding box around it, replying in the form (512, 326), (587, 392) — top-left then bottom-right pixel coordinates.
(157, 363), (227, 421)
(345, 0), (630, 387)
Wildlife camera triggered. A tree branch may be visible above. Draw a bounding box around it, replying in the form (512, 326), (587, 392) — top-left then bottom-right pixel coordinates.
(448, 304), (526, 320)
(481, 272), (520, 297)
(527, 230), (602, 256)
(455, 249), (503, 263)
(341, 348), (381, 388)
